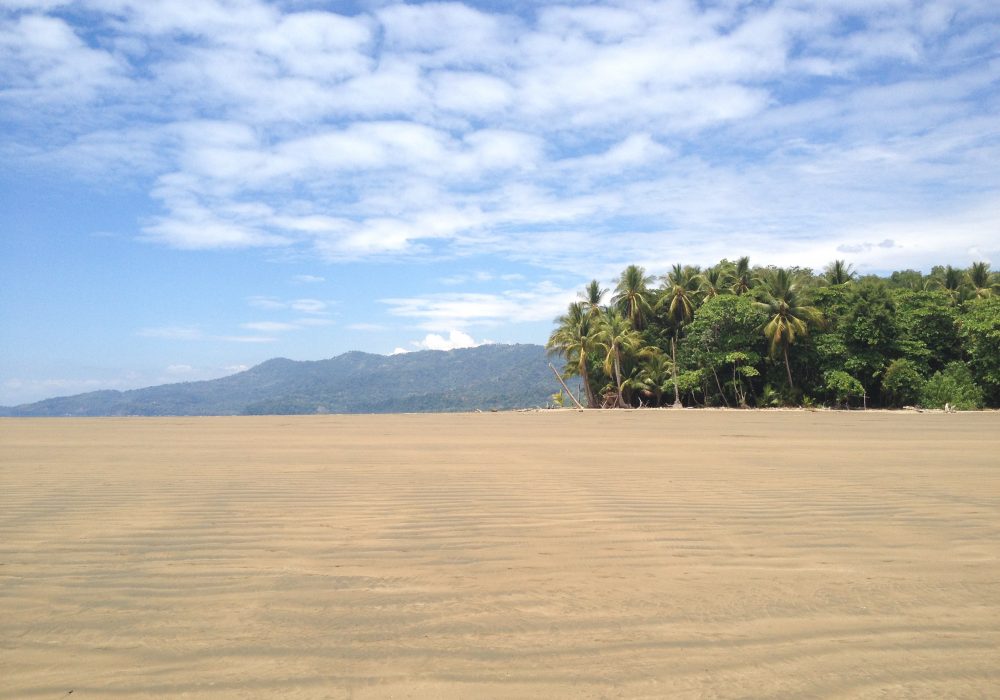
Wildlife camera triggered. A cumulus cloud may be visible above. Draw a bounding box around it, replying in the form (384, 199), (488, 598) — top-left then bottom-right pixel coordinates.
(412, 330), (481, 352)
(2, 0), (998, 275)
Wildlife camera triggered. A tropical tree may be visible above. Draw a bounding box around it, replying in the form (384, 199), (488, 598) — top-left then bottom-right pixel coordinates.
(657, 263), (700, 407)
(928, 265), (966, 304)
(824, 370), (865, 408)
(730, 256), (755, 296)
(757, 268), (823, 390)
(958, 296), (1000, 405)
(546, 302), (599, 408)
(548, 258), (1000, 410)
(593, 310), (645, 408)
(579, 279), (608, 314)
(612, 265), (656, 330)
(881, 358), (925, 407)
(823, 259), (856, 286)
(967, 261), (995, 299)
(921, 362), (984, 410)
(697, 264), (728, 300)
(636, 352), (673, 407)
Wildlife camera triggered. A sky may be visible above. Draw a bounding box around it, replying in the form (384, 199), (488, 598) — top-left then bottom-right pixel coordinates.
(1, 0), (999, 405)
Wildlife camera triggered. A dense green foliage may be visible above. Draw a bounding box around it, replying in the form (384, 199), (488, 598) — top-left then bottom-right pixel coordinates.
(4, 345), (555, 416)
(547, 260), (1000, 409)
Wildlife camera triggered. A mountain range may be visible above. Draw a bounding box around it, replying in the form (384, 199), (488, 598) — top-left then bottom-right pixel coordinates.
(1, 344), (561, 417)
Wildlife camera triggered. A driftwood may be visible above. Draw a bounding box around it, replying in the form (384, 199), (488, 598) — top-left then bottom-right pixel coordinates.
(548, 363), (585, 410)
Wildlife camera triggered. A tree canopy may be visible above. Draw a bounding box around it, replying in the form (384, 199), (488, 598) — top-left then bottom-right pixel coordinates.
(547, 260), (999, 409)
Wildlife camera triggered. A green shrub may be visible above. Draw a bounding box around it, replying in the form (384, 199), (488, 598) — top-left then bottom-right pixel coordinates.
(881, 358), (925, 407)
(920, 362), (984, 410)
(824, 370), (865, 407)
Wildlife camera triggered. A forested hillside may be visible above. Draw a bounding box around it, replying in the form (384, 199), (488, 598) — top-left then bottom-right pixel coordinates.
(548, 260), (999, 409)
(4, 344), (554, 416)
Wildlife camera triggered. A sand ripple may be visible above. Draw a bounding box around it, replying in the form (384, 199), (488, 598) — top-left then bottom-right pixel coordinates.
(2, 412), (998, 698)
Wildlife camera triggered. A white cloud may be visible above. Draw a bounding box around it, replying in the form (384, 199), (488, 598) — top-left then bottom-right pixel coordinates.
(412, 330), (480, 352)
(382, 281), (577, 331)
(247, 296), (330, 314)
(0, 13), (124, 103)
(2, 0), (998, 279)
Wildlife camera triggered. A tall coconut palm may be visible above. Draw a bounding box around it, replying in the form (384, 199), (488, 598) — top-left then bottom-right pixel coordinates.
(611, 265), (655, 330)
(593, 310), (644, 408)
(579, 279), (608, 315)
(730, 256), (755, 296)
(928, 265), (966, 304)
(823, 259), (856, 286)
(546, 302), (599, 408)
(756, 268), (822, 390)
(697, 264), (728, 300)
(967, 261), (995, 299)
(657, 264), (700, 407)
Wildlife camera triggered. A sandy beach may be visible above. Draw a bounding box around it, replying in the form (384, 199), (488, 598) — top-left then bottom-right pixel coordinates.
(1, 411), (998, 698)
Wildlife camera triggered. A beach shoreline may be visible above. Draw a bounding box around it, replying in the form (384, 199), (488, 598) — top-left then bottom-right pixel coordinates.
(2, 412), (998, 698)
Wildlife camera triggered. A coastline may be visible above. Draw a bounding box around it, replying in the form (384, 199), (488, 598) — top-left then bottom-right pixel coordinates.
(2, 412), (998, 698)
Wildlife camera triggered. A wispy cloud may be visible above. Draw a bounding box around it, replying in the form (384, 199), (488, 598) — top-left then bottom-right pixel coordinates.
(3, 0), (998, 277)
(382, 281), (577, 332)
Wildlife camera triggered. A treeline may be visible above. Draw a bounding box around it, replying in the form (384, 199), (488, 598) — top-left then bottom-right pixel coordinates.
(547, 260), (1000, 410)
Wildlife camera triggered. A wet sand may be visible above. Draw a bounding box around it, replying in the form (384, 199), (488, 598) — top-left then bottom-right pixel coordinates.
(1, 411), (998, 698)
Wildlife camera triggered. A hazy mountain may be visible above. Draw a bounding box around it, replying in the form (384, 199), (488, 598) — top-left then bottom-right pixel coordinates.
(2, 344), (561, 417)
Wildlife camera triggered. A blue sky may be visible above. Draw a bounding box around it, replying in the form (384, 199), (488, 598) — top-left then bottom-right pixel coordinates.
(1, 0), (998, 405)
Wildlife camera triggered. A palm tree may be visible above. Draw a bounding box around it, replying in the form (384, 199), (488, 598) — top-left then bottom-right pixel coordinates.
(657, 264), (700, 407)
(823, 259), (856, 285)
(546, 302), (599, 408)
(697, 264), (728, 300)
(928, 265), (966, 304)
(579, 279), (608, 314)
(637, 352), (673, 407)
(593, 310), (644, 408)
(730, 256), (755, 296)
(611, 265), (655, 330)
(967, 261), (995, 299)
(756, 268), (823, 390)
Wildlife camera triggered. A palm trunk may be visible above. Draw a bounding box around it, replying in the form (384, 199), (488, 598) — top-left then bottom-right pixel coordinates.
(783, 344), (794, 390)
(578, 354), (595, 408)
(671, 334), (682, 408)
(548, 363), (585, 410)
(733, 362), (746, 407)
(613, 351), (625, 408)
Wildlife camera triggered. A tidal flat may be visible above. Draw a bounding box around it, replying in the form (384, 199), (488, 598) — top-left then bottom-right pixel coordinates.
(1, 411), (998, 698)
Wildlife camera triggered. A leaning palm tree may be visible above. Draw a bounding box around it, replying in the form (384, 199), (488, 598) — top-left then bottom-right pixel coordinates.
(657, 264), (700, 407)
(823, 259), (856, 286)
(593, 310), (644, 408)
(611, 265), (655, 330)
(546, 302), (599, 408)
(756, 268), (823, 390)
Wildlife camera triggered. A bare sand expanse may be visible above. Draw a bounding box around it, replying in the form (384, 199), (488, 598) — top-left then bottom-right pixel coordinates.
(1, 412), (999, 699)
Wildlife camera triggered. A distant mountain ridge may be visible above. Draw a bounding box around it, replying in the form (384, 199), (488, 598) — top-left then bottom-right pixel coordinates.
(1, 344), (557, 416)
